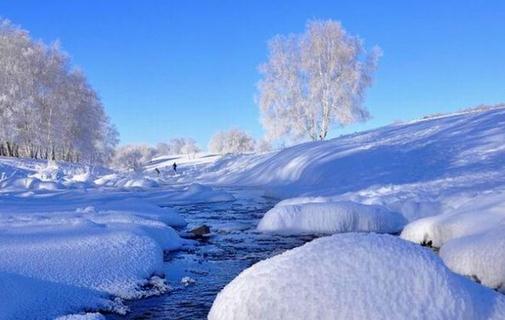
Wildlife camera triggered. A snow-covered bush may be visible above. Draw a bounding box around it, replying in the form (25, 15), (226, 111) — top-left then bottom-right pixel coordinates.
(208, 129), (255, 154)
(111, 145), (156, 171)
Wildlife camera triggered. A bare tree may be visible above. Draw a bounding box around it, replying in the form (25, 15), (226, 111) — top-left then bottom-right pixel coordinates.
(258, 20), (381, 143)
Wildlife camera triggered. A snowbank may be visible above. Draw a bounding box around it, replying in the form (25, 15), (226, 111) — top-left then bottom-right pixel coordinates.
(0, 158), (111, 192)
(0, 211), (181, 298)
(209, 233), (505, 320)
(200, 106), (505, 199)
(257, 201), (406, 235)
(112, 176), (160, 189)
(440, 227), (505, 292)
(400, 192), (505, 248)
(0, 271), (116, 320)
(0, 208), (185, 318)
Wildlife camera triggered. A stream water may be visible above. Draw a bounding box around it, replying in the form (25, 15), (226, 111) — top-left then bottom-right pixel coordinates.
(107, 190), (312, 320)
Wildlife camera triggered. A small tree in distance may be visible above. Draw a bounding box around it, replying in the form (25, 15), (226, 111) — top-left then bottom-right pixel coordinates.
(258, 20), (381, 143)
(208, 129), (255, 155)
(156, 137), (200, 156)
(111, 144), (155, 171)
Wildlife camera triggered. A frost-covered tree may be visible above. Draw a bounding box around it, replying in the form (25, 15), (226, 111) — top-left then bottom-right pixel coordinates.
(156, 137), (200, 156)
(155, 142), (171, 156)
(111, 144), (155, 171)
(0, 19), (118, 164)
(208, 129), (255, 154)
(180, 138), (200, 156)
(258, 20), (381, 142)
(255, 139), (272, 153)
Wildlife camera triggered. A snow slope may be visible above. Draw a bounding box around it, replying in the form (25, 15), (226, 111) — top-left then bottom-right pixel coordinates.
(200, 105), (505, 294)
(209, 233), (505, 320)
(202, 105), (505, 199)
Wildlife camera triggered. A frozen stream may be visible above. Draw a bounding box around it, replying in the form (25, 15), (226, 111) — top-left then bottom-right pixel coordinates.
(107, 189), (313, 319)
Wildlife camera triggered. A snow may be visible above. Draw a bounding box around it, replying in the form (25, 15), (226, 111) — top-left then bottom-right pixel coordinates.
(181, 276), (196, 286)
(0, 271), (116, 320)
(4, 106), (505, 317)
(0, 157), (197, 318)
(209, 233), (505, 320)
(55, 313), (106, 320)
(440, 227), (505, 292)
(257, 201), (406, 235)
(0, 210), (180, 299)
(201, 106), (505, 199)
(400, 191), (505, 248)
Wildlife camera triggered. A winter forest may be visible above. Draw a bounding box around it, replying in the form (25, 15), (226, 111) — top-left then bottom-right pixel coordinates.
(2, 2), (505, 320)
(0, 20), (117, 164)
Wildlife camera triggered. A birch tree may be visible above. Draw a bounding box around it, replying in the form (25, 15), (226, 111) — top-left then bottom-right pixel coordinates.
(208, 129), (255, 154)
(258, 20), (381, 142)
(0, 19), (118, 164)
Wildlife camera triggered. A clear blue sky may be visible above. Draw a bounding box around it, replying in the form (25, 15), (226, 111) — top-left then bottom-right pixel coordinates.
(1, 1), (504, 147)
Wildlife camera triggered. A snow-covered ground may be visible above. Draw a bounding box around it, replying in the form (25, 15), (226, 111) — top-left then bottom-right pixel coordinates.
(3, 105), (505, 318)
(0, 157), (235, 319)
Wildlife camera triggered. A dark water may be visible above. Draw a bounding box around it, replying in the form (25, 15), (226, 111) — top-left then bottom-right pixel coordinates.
(107, 190), (312, 320)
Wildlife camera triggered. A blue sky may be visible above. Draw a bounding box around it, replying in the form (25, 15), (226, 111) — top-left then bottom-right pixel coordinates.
(1, 1), (504, 147)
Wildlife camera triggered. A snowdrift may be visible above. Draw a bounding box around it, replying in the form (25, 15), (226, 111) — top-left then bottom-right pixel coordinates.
(400, 191), (505, 248)
(0, 207), (186, 318)
(258, 201), (406, 234)
(202, 106), (505, 198)
(399, 190), (505, 293)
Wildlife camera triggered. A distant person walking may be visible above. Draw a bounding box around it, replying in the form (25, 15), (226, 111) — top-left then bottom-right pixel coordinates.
(173, 162), (177, 173)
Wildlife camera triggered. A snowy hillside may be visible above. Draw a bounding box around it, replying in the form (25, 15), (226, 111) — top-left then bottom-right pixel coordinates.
(202, 105), (505, 198)
(202, 105), (505, 313)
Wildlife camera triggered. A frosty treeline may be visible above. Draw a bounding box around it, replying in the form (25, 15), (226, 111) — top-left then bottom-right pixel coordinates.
(258, 20), (381, 143)
(112, 138), (201, 170)
(208, 128), (257, 154)
(0, 19), (118, 164)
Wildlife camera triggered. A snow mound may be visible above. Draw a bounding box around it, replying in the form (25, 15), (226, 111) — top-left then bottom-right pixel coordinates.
(0, 271), (116, 320)
(89, 198), (187, 228)
(114, 176), (160, 189)
(0, 157), (111, 192)
(55, 313), (106, 320)
(0, 216), (170, 298)
(0, 209), (185, 318)
(440, 227), (505, 292)
(257, 201), (406, 235)
(209, 233), (505, 320)
(400, 192), (505, 248)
